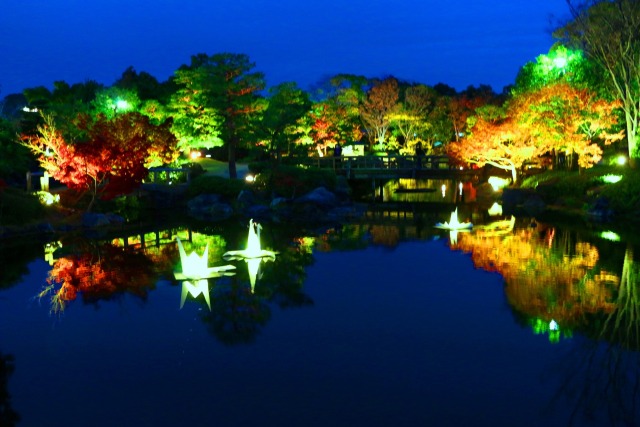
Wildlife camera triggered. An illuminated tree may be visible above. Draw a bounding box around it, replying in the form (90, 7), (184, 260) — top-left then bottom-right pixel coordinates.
(303, 74), (367, 154)
(556, 0), (640, 166)
(360, 77), (400, 150)
(449, 83), (621, 181)
(22, 112), (179, 210)
(169, 66), (223, 153)
(447, 104), (537, 182)
(512, 45), (605, 94)
(254, 82), (311, 160)
(448, 85), (498, 142)
(91, 87), (140, 119)
(173, 53), (265, 178)
(513, 82), (622, 169)
(390, 84), (438, 153)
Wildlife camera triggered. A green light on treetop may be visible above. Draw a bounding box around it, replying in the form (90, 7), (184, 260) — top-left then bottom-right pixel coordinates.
(115, 99), (130, 111)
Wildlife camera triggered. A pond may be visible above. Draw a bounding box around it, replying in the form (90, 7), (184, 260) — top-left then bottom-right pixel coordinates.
(1, 198), (639, 426)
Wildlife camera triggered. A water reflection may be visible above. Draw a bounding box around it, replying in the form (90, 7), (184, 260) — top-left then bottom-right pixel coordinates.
(37, 239), (160, 314)
(4, 213), (640, 425)
(0, 352), (19, 427)
(450, 217), (640, 424)
(382, 178), (478, 203)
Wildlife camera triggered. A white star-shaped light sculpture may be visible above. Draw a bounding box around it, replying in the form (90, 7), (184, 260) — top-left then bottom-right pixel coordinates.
(434, 208), (473, 231)
(434, 208), (472, 245)
(174, 238), (235, 309)
(223, 219), (277, 292)
(181, 279), (211, 309)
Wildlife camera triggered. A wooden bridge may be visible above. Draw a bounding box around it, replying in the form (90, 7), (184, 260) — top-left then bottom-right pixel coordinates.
(286, 155), (477, 179)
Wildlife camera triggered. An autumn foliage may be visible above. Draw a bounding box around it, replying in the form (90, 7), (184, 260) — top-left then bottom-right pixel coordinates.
(447, 83), (621, 182)
(22, 112), (179, 208)
(42, 243), (157, 313)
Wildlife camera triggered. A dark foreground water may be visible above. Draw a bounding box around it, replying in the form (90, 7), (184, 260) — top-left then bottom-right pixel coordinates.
(1, 210), (639, 427)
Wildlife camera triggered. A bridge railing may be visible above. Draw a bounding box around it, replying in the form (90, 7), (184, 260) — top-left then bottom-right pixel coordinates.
(286, 155), (452, 173)
(145, 167), (191, 185)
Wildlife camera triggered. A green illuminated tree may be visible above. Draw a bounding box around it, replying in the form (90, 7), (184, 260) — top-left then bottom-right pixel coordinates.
(303, 74), (367, 154)
(172, 53), (265, 178)
(512, 45), (605, 94)
(254, 82), (311, 160)
(91, 87), (140, 119)
(390, 84), (438, 153)
(556, 0), (640, 166)
(169, 67), (222, 153)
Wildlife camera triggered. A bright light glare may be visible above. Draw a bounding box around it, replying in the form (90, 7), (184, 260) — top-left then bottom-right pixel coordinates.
(552, 56), (567, 69)
(617, 155), (627, 166)
(115, 99), (129, 110)
(600, 231), (621, 242)
(601, 174), (622, 184)
(245, 174), (255, 183)
(487, 202), (503, 216)
(488, 176), (510, 191)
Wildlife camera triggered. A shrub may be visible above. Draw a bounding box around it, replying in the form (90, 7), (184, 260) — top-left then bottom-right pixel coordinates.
(251, 164), (337, 198)
(0, 188), (45, 226)
(186, 175), (247, 199)
(598, 172), (640, 214)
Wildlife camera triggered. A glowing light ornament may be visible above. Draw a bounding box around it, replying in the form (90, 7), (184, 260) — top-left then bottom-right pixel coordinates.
(435, 209), (472, 245)
(223, 219), (277, 261)
(487, 202), (503, 216)
(434, 208), (473, 230)
(180, 280), (211, 309)
(174, 238), (235, 309)
(223, 219), (277, 292)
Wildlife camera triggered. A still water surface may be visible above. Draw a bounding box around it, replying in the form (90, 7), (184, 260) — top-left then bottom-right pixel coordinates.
(1, 209), (638, 427)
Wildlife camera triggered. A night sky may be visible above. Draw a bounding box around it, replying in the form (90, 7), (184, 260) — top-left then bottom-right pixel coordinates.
(1, 0), (569, 96)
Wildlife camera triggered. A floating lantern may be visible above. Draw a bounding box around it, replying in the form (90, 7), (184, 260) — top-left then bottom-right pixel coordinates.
(181, 280), (211, 309)
(223, 219), (277, 292)
(487, 202), (503, 216)
(434, 208), (473, 230)
(174, 238), (235, 309)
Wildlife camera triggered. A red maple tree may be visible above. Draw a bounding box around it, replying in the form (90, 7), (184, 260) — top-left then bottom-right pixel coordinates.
(23, 112), (179, 209)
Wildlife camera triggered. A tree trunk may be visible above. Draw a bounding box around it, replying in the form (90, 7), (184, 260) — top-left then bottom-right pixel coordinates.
(228, 139), (237, 179)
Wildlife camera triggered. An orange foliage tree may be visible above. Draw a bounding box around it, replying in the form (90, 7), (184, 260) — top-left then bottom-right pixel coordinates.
(448, 83), (621, 183)
(512, 82), (622, 168)
(360, 78), (400, 150)
(447, 105), (540, 183)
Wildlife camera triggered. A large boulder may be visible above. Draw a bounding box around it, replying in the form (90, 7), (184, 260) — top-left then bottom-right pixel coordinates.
(187, 194), (233, 221)
(82, 212), (111, 228)
(294, 187), (337, 207)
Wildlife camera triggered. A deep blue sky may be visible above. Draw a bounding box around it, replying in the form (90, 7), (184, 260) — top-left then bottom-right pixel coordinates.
(1, 0), (569, 96)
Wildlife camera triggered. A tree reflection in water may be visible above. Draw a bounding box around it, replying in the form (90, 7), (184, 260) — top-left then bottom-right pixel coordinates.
(453, 219), (640, 426)
(37, 239), (159, 314)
